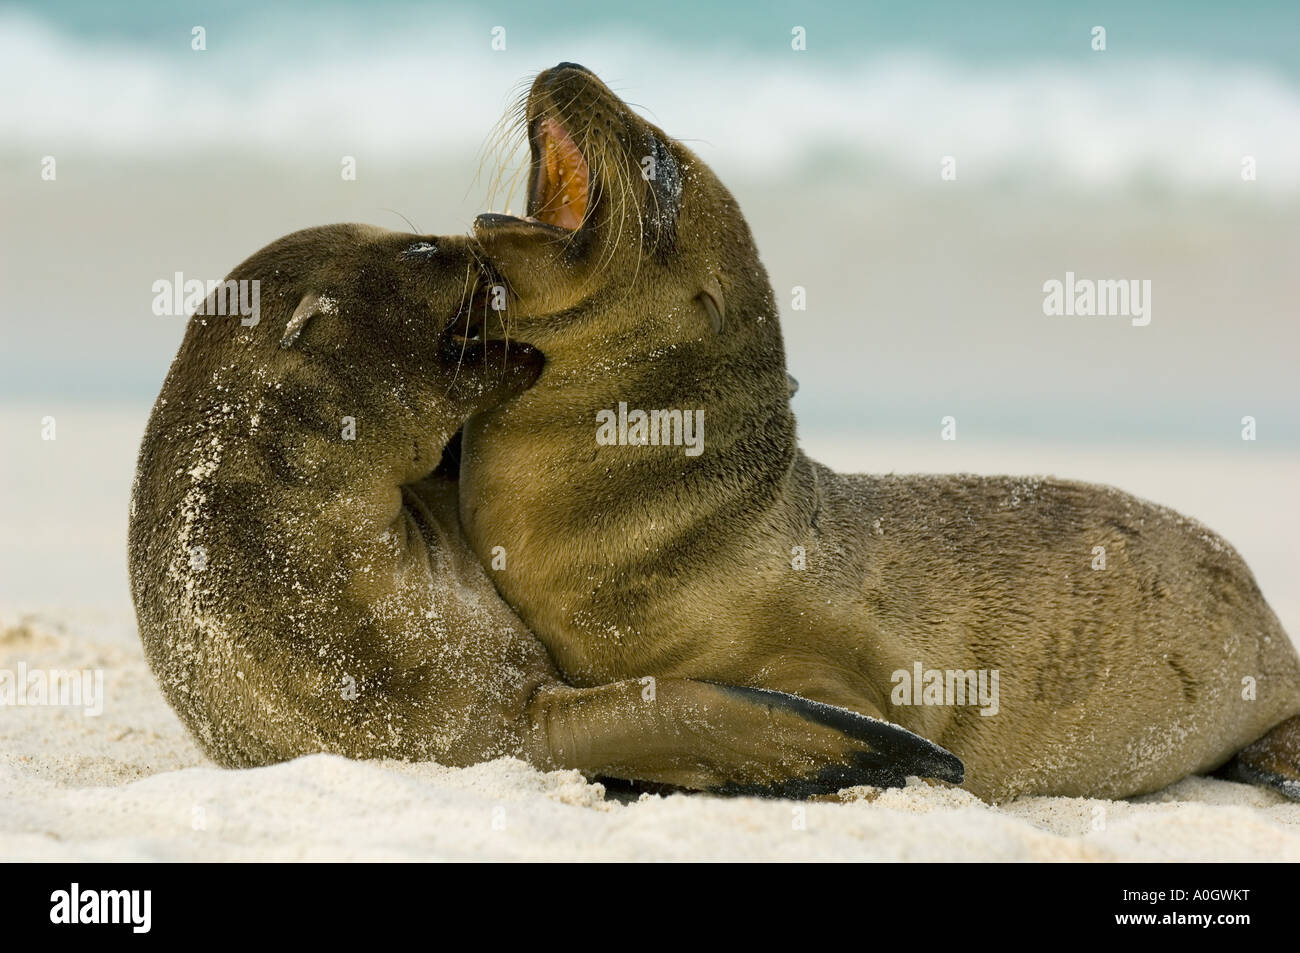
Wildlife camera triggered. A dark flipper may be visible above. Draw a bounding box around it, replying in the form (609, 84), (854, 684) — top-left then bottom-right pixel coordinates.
(528, 678), (964, 800)
(1217, 714), (1300, 801)
(705, 684), (964, 798)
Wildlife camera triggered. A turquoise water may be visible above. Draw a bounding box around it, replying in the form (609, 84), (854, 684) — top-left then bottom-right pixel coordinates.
(4, 0), (1298, 188)
(15, 0), (1300, 77)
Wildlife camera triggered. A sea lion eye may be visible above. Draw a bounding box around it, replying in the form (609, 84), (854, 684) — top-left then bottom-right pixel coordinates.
(401, 241), (439, 260)
(644, 133), (681, 252)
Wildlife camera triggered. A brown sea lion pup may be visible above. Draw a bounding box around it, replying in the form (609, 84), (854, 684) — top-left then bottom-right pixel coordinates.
(127, 223), (960, 797)
(461, 63), (1300, 802)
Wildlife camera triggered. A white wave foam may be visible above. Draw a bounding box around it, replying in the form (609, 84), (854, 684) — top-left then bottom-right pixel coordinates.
(4, 11), (1298, 192)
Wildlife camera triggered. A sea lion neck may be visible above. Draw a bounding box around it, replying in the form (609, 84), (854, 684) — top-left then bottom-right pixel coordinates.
(482, 272), (801, 477)
(456, 266), (810, 674)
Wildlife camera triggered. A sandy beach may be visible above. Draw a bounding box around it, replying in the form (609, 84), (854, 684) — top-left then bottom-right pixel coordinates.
(3, 607), (1299, 862)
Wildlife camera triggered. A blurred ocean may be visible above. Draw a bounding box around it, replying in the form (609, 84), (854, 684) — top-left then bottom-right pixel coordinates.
(1, 1), (1297, 612)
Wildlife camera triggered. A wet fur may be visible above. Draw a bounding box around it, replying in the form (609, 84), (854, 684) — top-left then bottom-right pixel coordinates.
(463, 67), (1300, 802)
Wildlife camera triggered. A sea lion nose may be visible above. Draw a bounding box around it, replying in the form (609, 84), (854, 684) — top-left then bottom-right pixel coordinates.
(553, 61), (591, 74)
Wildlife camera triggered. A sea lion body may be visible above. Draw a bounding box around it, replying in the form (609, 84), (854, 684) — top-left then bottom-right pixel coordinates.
(128, 223), (958, 795)
(463, 65), (1300, 801)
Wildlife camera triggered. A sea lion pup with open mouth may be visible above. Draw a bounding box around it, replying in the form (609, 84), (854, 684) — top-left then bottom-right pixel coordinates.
(463, 64), (1300, 802)
(127, 223), (955, 797)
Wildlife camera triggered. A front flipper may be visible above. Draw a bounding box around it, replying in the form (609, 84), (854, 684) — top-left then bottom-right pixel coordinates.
(523, 678), (964, 799)
(705, 684), (964, 797)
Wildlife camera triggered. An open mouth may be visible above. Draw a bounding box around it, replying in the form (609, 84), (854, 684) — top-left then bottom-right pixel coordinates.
(474, 108), (595, 240)
(526, 117), (590, 231)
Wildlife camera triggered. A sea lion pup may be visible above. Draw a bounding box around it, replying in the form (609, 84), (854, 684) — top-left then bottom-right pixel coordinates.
(462, 64), (1300, 802)
(127, 223), (957, 797)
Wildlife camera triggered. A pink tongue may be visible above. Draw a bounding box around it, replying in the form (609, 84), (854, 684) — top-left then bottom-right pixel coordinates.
(535, 118), (589, 230)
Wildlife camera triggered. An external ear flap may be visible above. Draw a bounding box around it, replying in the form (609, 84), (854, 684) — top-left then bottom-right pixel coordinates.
(281, 290), (322, 348)
(696, 275), (725, 335)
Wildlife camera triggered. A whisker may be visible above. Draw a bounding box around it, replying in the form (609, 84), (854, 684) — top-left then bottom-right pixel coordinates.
(444, 258), (479, 398)
(380, 208), (421, 234)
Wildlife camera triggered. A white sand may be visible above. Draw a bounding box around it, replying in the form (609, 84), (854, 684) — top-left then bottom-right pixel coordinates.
(3, 608), (1299, 862)
(2, 409), (1299, 861)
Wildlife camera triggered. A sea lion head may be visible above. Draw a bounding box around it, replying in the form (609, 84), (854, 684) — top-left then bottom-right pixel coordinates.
(472, 64), (780, 361)
(175, 224), (543, 451)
